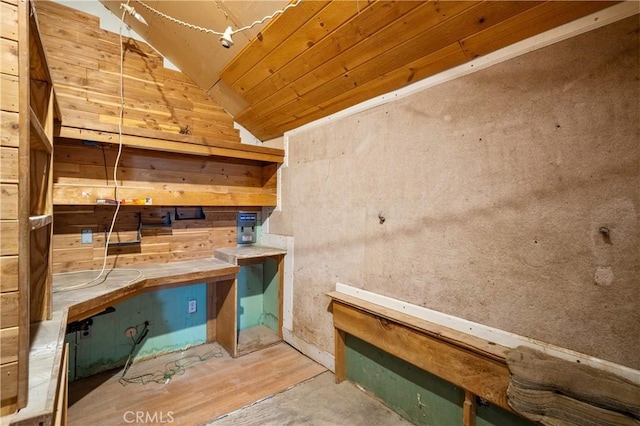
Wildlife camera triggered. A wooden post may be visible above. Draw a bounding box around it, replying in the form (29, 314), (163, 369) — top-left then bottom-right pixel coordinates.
(463, 390), (476, 426)
(334, 328), (346, 383)
(206, 282), (216, 343)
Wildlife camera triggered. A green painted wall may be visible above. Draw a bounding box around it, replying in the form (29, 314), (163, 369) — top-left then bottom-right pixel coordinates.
(262, 257), (279, 333)
(65, 283), (207, 381)
(237, 264), (265, 330)
(345, 335), (534, 426)
(236, 258), (279, 332)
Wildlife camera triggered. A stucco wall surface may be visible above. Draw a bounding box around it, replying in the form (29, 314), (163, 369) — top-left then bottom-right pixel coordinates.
(269, 16), (639, 369)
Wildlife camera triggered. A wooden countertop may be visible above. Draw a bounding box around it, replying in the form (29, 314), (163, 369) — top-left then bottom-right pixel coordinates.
(214, 245), (287, 265)
(8, 258), (239, 425)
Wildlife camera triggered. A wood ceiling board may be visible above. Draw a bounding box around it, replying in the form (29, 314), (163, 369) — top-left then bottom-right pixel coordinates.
(238, 0), (424, 107)
(229, 0), (372, 98)
(255, 43), (469, 140)
(459, 1), (618, 60)
(234, 1), (480, 129)
(219, 1), (331, 86)
(299, 1), (541, 101)
(238, 1), (626, 140)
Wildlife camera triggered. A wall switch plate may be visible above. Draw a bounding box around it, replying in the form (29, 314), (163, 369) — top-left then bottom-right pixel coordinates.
(81, 229), (93, 244)
(188, 299), (197, 314)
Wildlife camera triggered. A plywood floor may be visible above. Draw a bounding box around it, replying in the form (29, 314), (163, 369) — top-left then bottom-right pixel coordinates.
(208, 371), (413, 426)
(68, 342), (326, 425)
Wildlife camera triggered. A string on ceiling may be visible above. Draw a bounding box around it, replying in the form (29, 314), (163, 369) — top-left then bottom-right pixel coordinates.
(123, 0), (304, 48)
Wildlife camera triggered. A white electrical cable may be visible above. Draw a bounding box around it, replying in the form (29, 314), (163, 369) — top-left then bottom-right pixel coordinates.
(132, 0), (303, 36)
(53, 8), (132, 293)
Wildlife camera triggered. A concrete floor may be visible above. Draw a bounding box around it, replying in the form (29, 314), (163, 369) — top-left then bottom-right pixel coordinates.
(207, 371), (412, 426)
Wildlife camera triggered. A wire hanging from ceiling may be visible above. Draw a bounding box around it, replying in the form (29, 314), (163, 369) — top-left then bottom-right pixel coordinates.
(130, 0), (303, 37)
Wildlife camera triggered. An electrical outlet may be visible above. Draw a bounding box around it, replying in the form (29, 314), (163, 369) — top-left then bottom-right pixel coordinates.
(188, 299), (197, 314)
(81, 229), (93, 244)
(81, 327), (91, 339)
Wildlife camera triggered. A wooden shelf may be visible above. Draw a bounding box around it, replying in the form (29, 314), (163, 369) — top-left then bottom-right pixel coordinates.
(29, 107), (52, 153)
(29, 214), (52, 231)
(58, 126), (285, 164)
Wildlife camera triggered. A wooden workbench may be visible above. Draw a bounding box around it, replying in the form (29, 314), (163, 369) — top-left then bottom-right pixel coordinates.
(7, 258), (239, 426)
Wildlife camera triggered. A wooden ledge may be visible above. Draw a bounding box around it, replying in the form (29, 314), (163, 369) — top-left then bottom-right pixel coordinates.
(214, 245), (287, 265)
(328, 291), (513, 413)
(327, 291), (508, 362)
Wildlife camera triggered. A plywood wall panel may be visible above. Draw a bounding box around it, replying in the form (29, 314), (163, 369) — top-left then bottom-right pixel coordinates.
(271, 17), (640, 369)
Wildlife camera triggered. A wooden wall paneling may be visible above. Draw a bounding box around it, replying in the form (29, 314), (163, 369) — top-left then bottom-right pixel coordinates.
(0, 111), (19, 147)
(0, 74), (19, 113)
(0, 362), (18, 415)
(52, 143), (277, 206)
(0, 291), (19, 328)
(1, 183), (18, 219)
(0, 221), (19, 256)
(0, 256), (18, 292)
(30, 148), (51, 216)
(34, 0), (244, 147)
(30, 224), (51, 322)
(0, 146), (19, 182)
(459, 1), (615, 60)
(52, 206), (238, 273)
(0, 326), (19, 364)
(29, 79), (52, 126)
(220, 1), (331, 85)
(0, 38), (18, 75)
(0, 1), (18, 41)
(33, 0), (99, 27)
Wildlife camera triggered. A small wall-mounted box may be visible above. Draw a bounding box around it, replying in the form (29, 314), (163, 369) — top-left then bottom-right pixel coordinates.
(237, 212), (257, 244)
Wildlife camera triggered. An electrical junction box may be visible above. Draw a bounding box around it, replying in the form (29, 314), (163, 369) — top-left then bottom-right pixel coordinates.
(237, 212), (257, 244)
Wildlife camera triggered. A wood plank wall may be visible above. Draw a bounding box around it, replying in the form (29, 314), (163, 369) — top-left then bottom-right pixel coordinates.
(0, 0), (20, 414)
(33, 0), (241, 147)
(52, 206), (246, 273)
(52, 139), (277, 206)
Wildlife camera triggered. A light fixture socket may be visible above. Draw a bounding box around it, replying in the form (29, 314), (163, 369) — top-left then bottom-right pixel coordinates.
(120, 2), (148, 25)
(220, 26), (234, 48)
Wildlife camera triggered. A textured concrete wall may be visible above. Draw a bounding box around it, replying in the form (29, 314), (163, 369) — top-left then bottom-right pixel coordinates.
(269, 17), (639, 369)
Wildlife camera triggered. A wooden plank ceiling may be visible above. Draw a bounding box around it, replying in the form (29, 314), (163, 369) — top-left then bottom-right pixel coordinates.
(98, 1), (617, 141)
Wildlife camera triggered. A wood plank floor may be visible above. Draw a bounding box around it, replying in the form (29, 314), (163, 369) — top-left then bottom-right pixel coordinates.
(68, 342), (326, 425)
